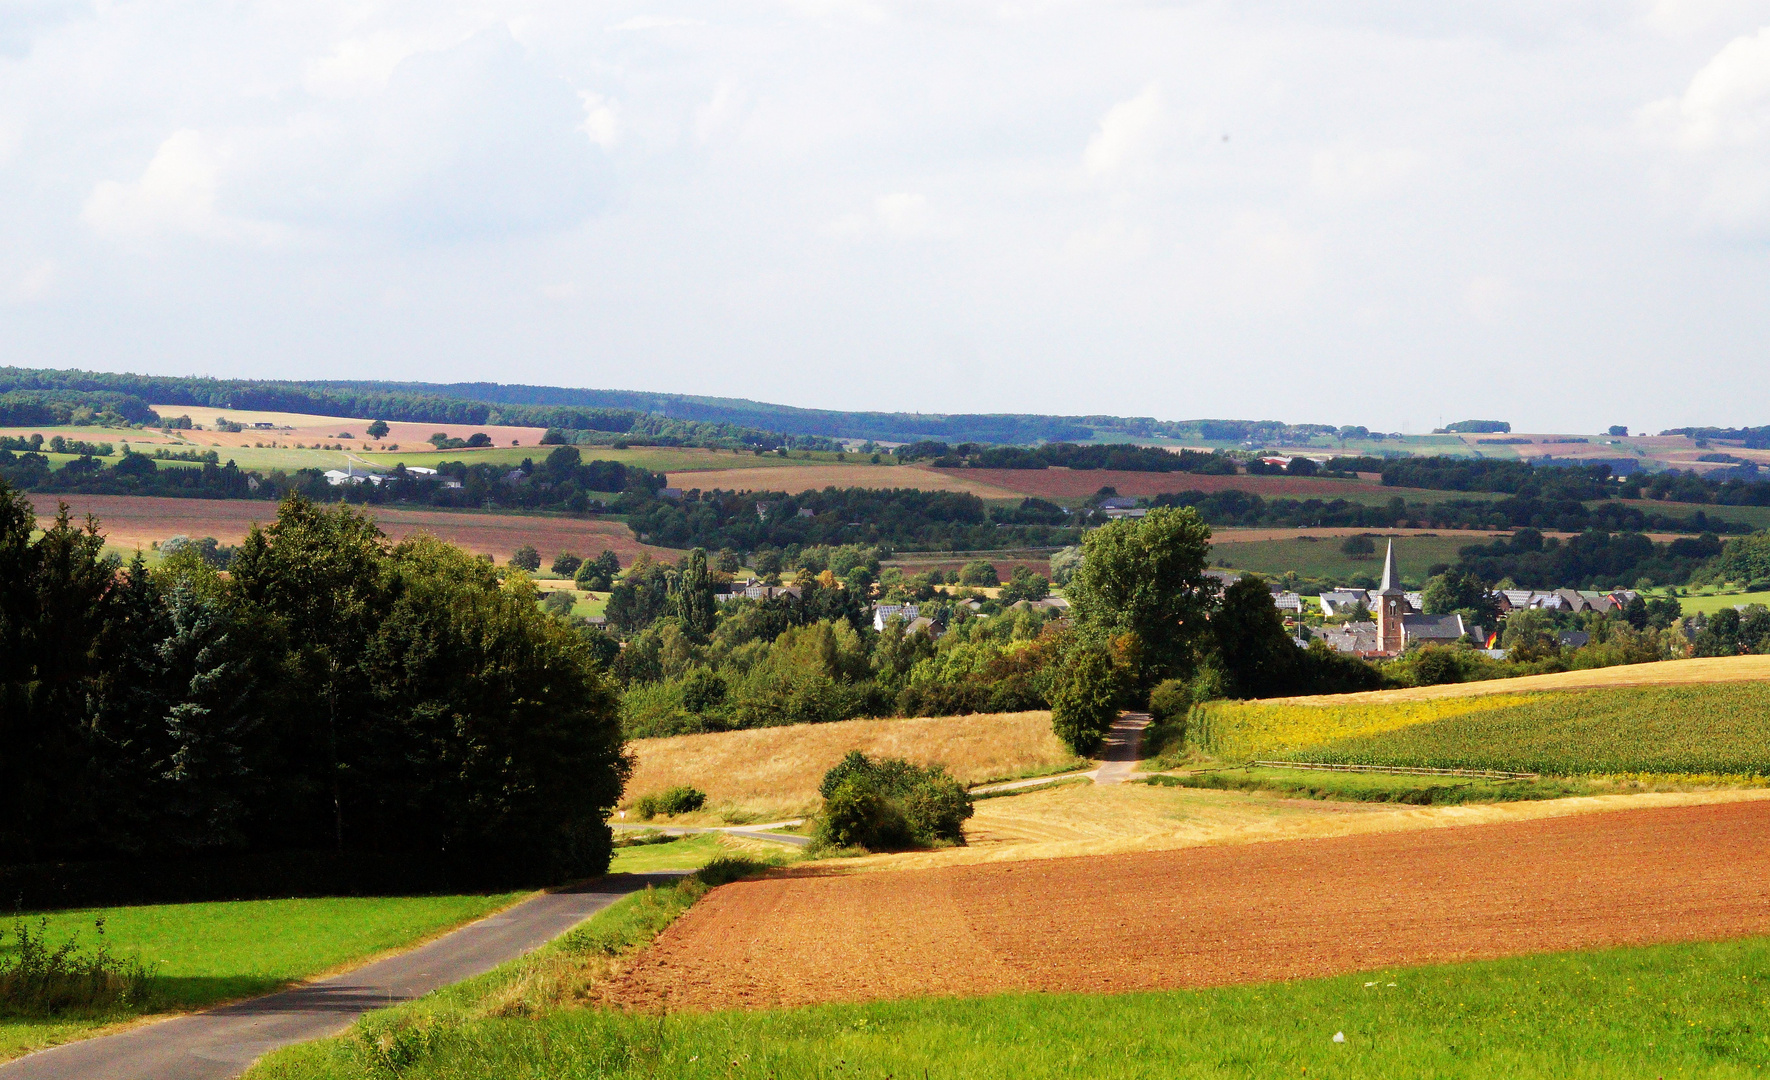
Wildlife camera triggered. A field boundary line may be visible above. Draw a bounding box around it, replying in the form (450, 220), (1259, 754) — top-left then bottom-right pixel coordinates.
(1251, 760), (1540, 780)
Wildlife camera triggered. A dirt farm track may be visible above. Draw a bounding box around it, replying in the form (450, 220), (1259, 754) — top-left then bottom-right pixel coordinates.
(610, 799), (1770, 1010)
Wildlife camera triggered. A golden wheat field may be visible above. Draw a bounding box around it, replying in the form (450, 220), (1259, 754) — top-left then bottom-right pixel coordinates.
(622, 711), (1080, 820)
(1265, 654), (1770, 707)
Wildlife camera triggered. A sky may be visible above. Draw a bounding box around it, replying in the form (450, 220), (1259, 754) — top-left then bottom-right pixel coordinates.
(2, 0), (1768, 434)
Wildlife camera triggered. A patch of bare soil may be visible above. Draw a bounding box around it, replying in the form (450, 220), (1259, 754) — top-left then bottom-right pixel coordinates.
(608, 799), (1770, 1011)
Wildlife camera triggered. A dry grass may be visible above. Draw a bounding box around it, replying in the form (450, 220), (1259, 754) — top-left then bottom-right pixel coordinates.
(148, 404), (546, 450)
(1265, 655), (1770, 707)
(622, 711), (1079, 820)
(827, 778), (1770, 873)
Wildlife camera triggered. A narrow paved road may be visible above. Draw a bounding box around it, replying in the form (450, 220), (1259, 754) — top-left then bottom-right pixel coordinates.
(1092, 711), (1152, 785)
(0, 874), (674, 1080)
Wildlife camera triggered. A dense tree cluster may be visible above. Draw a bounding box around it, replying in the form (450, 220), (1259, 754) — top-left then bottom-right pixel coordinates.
(892, 440), (1237, 473)
(1454, 529), (1724, 589)
(628, 487), (1083, 551)
(0, 488), (629, 879)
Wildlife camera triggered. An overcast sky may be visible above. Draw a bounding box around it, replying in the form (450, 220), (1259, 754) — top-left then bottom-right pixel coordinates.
(2, 1), (1767, 433)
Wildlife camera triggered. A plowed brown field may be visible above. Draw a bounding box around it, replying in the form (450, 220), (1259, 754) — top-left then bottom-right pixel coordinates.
(32, 494), (672, 563)
(610, 800), (1770, 1010)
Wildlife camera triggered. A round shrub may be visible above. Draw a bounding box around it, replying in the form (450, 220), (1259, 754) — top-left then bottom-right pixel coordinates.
(1148, 678), (1191, 724)
(813, 751), (972, 851)
(633, 785), (707, 820)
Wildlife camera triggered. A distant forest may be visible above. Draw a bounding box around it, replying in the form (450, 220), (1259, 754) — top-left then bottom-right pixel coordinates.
(0, 367), (1400, 446)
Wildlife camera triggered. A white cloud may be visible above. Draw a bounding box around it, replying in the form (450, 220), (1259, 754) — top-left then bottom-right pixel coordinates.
(823, 192), (931, 239)
(1641, 25), (1770, 225)
(1464, 275), (1516, 322)
(82, 130), (285, 245)
(1084, 82), (1164, 177)
(608, 16), (705, 32)
(580, 91), (620, 147)
(13, 260), (57, 302)
(1310, 143), (1422, 200)
(1650, 25), (1770, 148)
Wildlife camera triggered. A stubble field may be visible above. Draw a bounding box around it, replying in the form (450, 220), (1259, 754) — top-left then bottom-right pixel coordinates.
(624, 711), (1079, 821)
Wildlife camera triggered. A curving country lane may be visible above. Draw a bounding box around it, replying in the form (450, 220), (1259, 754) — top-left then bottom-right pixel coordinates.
(0, 874), (677, 1080)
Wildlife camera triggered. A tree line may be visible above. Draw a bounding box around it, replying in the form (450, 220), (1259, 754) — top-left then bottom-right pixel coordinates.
(0, 367), (827, 450)
(891, 441), (1238, 473)
(0, 487), (628, 879)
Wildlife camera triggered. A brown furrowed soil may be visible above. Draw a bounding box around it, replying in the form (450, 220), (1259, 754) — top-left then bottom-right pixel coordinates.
(608, 798), (1770, 1010)
(31, 494), (672, 563)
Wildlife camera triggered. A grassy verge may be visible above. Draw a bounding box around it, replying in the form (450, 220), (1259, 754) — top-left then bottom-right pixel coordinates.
(971, 777), (1094, 801)
(1145, 767), (1590, 805)
(247, 858), (780, 1080)
(0, 893), (524, 1061)
(609, 834), (797, 874)
(966, 758), (1093, 789)
(249, 933), (1770, 1078)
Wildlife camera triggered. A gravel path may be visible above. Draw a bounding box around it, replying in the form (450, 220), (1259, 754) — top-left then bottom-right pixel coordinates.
(0, 874), (674, 1080)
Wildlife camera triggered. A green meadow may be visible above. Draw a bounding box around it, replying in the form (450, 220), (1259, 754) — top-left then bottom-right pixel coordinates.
(1210, 533), (1475, 583)
(0, 893), (523, 1061)
(248, 932), (1770, 1079)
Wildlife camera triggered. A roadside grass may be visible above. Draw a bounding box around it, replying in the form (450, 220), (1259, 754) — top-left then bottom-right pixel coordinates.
(1265, 683), (1770, 777)
(0, 893), (524, 1061)
(971, 777), (1093, 801)
(246, 859), (784, 1080)
(1209, 533), (1473, 583)
(248, 934), (1770, 1079)
(608, 833), (795, 874)
(1147, 766), (1590, 805)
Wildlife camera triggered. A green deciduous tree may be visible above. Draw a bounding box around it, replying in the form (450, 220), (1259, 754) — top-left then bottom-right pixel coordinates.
(1049, 645), (1124, 755)
(674, 548), (717, 640)
(1065, 506), (1214, 687)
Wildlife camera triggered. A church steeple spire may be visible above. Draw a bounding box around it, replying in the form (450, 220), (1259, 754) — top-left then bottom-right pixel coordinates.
(1378, 539), (1402, 594)
(1376, 538), (1405, 654)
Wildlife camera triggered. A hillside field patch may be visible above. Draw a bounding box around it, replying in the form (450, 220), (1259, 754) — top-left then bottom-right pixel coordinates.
(607, 799), (1770, 1012)
(28, 494), (674, 564)
(623, 712), (1081, 822)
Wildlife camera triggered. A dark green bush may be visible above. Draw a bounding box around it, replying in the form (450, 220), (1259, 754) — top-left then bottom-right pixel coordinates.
(1148, 678), (1192, 724)
(632, 786), (707, 819)
(813, 751), (972, 851)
